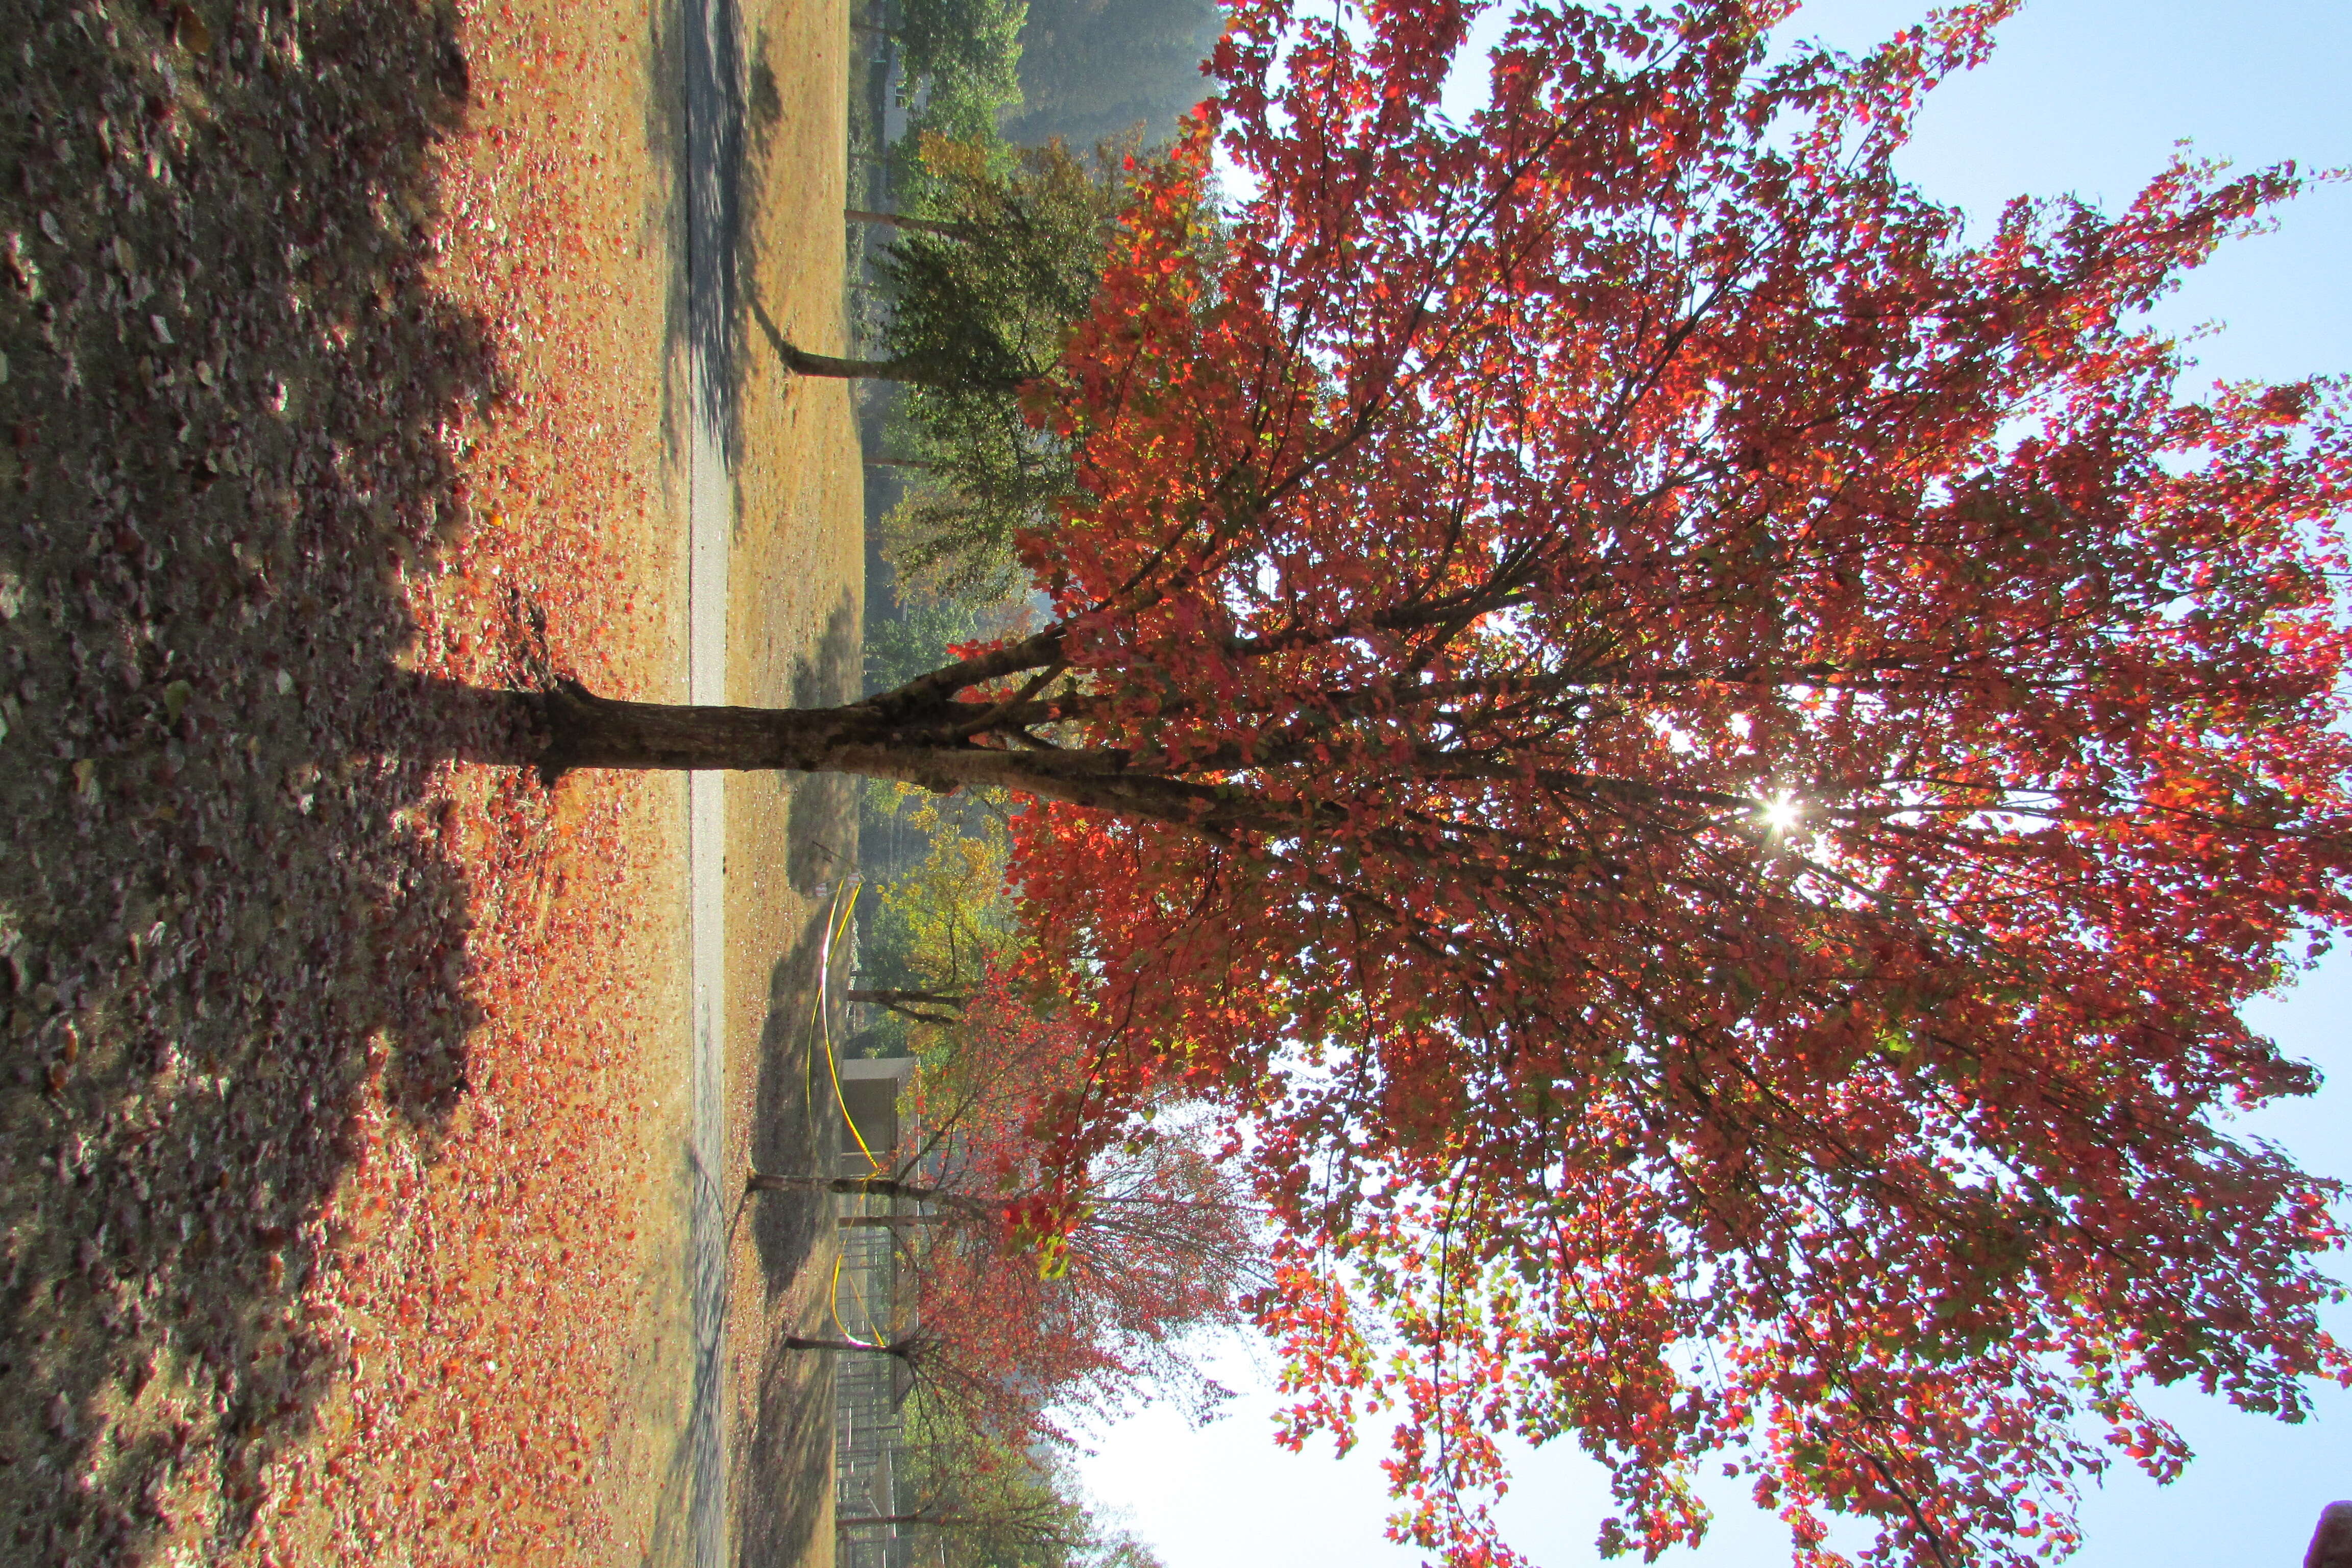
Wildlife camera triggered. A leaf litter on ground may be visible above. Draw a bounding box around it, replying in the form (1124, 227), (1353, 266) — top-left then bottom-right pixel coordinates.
(0, 0), (697, 1561)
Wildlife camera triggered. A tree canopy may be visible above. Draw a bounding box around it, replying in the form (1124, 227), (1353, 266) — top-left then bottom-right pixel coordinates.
(879, 135), (1144, 600)
(893, 0), (1031, 146)
(868, 1407), (1168, 1568)
(770, 807), (1253, 1452)
(529, 2), (2352, 1563)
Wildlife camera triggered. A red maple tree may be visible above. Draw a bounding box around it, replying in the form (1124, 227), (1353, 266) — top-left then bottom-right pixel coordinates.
(772, 970), (1256, 1447)
(523, 2), (2352, 1562)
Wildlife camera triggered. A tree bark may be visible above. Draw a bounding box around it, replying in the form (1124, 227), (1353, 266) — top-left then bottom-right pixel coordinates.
(784, 1334), (917, 1359)
(529, 680), (986, 789)
(504, 634), (1270, 834)
(775, 344), (937, 383)
(522, 679), (1232, 832)
(748, 1171), (963, 1205)
(765, 335), (1022, 395)
(2310, 1504), (2352, 1568)
(846, 988), (967, 1008)
(847, 986), (967, 1024)
(845, 208), (967, 239)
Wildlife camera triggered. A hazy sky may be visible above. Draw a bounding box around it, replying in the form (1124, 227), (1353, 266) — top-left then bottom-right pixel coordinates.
(1076, 3), (2352, 1563)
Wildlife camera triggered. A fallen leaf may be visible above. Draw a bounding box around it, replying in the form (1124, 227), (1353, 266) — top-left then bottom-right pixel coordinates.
(172, 4), (212, 56)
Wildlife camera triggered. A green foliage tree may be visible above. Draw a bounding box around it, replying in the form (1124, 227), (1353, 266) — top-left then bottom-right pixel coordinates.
(873, 139), (1109, 596)
(865, 1397), (1165, 1568)
(864, 591), (991, 698)
(853, 0), (1230, 608)
(853, 780), (1019, 1041)
(830, 135), (1148, 599)
(896, 0), (1028, 135)
(857, 0), (1027, 145)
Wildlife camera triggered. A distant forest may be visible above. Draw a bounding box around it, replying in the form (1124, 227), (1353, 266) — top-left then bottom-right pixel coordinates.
(1002, 0), (1224, 150)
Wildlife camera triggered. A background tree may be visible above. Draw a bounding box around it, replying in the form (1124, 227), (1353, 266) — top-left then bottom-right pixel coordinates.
(513, 2), (2352, 1563)
(852, 777), (1023, 1049)
(901, 0), (1028, 143)
(858, 0), (1031, 151)
(792, 134), (1149, 600)
(848, 1405), (1168, 1568)
(764, 969), (1257, 1445)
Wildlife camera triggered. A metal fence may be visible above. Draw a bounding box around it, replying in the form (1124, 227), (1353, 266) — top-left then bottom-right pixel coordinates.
(835, 1057), (918, 1568)
(834, 1203), (911, 1568)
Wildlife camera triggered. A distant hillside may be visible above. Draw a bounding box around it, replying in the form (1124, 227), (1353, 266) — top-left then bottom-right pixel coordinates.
(1001, 0), (1223, 150)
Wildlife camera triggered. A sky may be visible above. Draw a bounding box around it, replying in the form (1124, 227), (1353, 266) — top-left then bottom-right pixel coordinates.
(1074, 2), (2352, 1564)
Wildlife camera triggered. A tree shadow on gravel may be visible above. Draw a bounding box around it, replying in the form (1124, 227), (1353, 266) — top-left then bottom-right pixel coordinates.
(747, 589), (861, 1303)
(737, 594), (861, 1568)
(735, 900), (840, 1568)
(785, 593), (862, 894)
(733, 1333), (835, 1568)
(0, 0), (508, 1560)
(680, 0), (745, 463)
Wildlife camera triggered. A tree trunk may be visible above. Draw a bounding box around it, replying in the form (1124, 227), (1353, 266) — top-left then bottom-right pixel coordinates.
(846, 985), (966, 1024)
(784, 1334), (916, 1359)
(2311, 1504), (2352, 1568)
(845, 208), (966, 239)
(839, 1212), (946, 1228)
(776, 344), (935, 383)
(846, 987), (966, 1008)
(748, 1170), (961, 1205)
(508, 652), (1242, 832)
(521, 678), (1200, 827)
(770, 338), (1019, 394)
(748, 292), (1021, 394)
(529, 680), (984, 789)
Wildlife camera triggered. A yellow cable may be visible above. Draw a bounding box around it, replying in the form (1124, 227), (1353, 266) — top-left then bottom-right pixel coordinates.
(829, 1250), (878, 1347)
(811, 881), (890, 1350)
(819, 883), (887, 1175)
(805, 879), (865, 1101)
(808, 881), (862, 1032)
